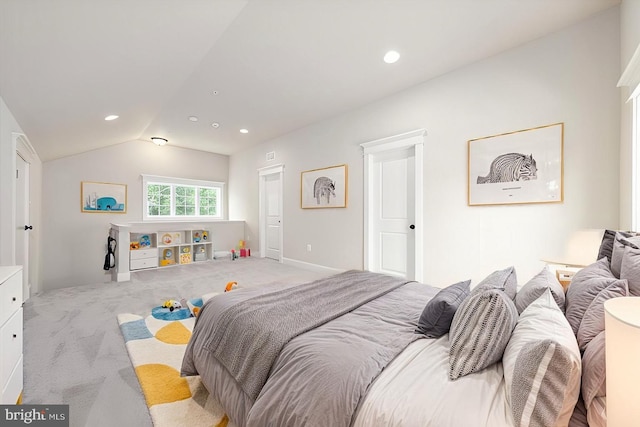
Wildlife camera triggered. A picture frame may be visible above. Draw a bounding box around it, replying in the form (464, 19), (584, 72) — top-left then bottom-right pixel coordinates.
(301, 164), (348, 209)
(81, 181), (127, 213)
(468, 122), (563, 206)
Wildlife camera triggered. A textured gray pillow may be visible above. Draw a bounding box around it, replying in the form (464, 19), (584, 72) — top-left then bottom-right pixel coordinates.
(448, 289), (517, 380)
(503, 289), (582, 427)
(565, 257), (622, 335)
(577, 279), (628, 350)
(610, 233), (640, 278)
(581, 331), (606, 414)
(515, 265), (566, 314)
(471, 266), (518, 300)
(620, 245), (640, 296)
(416, 280), (470, 338)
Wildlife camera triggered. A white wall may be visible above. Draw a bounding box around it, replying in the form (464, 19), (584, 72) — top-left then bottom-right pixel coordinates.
(619, 0), (640, 229)
(42, 140), (229, 290)
(229, 8), (621, 287)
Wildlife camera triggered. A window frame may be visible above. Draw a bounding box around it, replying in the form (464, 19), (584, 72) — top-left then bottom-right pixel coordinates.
(142, 174), (225, 221)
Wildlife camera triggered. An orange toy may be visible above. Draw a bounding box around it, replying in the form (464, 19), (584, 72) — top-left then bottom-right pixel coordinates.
(225, 281), (238, 292)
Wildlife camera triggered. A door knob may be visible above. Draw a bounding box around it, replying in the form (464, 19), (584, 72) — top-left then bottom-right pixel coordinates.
(409, 224), (415, 230)
(24, 225), (33, 230)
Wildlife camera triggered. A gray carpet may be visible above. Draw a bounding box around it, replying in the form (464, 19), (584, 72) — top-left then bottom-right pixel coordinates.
(23, 258), (329, 427)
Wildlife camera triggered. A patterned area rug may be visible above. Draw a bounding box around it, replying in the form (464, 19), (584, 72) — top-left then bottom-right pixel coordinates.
(117, 312), (231, 427)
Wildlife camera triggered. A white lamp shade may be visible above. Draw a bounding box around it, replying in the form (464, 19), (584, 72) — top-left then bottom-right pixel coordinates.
(605, 297), (640, 427)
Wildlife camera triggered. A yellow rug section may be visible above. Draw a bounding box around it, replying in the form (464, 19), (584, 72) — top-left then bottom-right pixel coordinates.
(117, 313), (232, 427)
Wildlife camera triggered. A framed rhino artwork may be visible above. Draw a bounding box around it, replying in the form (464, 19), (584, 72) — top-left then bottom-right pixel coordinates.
(301, 164), (348, 209)
(81, 181), (127, 213)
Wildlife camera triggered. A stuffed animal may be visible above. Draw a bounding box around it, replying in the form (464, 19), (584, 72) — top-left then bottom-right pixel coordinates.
(161, 299), (182, 312)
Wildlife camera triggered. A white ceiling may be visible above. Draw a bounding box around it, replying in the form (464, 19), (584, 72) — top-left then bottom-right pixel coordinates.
(0, 0), (620, 162)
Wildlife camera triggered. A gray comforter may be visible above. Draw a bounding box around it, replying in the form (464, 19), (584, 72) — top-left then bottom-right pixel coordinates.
(181, 270), (437, 427)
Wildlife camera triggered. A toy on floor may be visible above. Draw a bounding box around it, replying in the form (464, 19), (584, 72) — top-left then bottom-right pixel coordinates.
(161, 299), (182, 311)
(225, 281), (238, 292)
(152, 297), (204, 320)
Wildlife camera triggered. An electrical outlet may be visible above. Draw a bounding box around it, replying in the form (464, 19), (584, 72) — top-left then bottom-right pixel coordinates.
(306, 244), (312, 252)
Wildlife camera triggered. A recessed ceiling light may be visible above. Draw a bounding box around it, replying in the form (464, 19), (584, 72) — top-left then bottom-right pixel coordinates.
(150, 137), (168, 146)
(211, 122), (220, 128)
(212, 90), (219, 95)
(383, 50), (400, 64)
(104, 115), (119, 121)
(188, 116), (198, 122)
(240, 129), (249, 134)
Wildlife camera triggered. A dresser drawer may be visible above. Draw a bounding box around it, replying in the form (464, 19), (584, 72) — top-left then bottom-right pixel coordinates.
(0, 271), (22, 327)
(130, 257), (159, 270)
(0, 308), (22, 389)
(1, 354), (22, 404)
(130, 248), (159, 260)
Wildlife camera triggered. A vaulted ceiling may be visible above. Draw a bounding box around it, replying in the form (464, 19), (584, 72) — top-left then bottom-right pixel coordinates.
(0, 0), (620, 162)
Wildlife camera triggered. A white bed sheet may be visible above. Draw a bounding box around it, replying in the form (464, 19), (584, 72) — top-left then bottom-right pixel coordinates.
(354, 335), (514, 427)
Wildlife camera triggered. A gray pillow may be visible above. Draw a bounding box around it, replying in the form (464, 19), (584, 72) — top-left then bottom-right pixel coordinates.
(416, 280), (470, 338)
(565, 257), (622, 335)
(581, 331), (606, 413)
(610, 233), (640, 278)
(515, 265), (566, 314)
(503, 289), (582, 427)
(620, 245), (640, 296)
(448, 289), (517, 380)
(596, 229), (617, 264)
(576, 279), (628, 350)
(472, 266), (517, 300)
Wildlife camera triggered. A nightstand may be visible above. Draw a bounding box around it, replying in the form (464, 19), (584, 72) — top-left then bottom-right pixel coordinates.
(556, 269), (576, 292)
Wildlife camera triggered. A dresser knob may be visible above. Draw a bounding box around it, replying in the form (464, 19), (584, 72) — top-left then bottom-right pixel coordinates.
(13, 334), (17, 338)
(12, 297), (16, 301)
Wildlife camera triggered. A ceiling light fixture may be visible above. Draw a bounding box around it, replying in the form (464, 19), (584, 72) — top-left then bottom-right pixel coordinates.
(240, 129), (249, 134)
(150, 137), (168, 146)
(211, 122), (220, 128)
(104, 115), (119, 121)
(383, 50), (400, 64)
(188, 116), (198, 122)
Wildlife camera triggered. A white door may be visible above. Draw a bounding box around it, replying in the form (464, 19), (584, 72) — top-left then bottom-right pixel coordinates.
(265, 173), (282, 260)
(15, 153), (30, 300)
(361, 129), (425, 282)
(371, 148), (415, 279)
(259, 165), (284, 262)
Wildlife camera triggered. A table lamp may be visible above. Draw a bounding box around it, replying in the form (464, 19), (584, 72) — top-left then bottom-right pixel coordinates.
(604, 297), (640, 427)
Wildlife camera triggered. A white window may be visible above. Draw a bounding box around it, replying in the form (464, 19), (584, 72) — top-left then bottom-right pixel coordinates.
(142, 175), (224, 221)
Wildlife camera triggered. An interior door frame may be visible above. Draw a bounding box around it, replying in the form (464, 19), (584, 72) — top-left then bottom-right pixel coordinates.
(360, 129), (425, 282)
(258, 164), (284, 263)
(14, 132), (38, 298)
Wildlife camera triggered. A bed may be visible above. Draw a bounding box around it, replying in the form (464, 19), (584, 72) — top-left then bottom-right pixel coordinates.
(181, 231), (636, 427)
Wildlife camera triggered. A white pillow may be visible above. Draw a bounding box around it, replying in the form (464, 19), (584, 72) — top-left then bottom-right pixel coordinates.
(503, 289), (581, 427)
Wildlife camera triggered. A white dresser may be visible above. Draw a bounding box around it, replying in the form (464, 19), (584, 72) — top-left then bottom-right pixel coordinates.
(0, 266), (23, 404)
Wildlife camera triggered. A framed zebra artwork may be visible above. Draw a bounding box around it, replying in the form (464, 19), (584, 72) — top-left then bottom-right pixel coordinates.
(301, 164), (348, 209)
(468, 123), (563, 206)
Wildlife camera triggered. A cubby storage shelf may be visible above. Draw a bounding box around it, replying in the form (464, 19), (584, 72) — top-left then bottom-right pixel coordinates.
(109, 221), (246, 282)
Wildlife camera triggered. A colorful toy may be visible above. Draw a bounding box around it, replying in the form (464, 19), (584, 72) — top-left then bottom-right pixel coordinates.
(130, 241), (140, 250)
(193, 232), (201, 243)
(161, 299), (182, 311)
(182, 246), (190, 253)
(225, 281), (238, 292)
(139, 235), (151, 247)
(202, 231), (208, 241)
(162, 233), (172, 244)
(231, 249), (238, 260)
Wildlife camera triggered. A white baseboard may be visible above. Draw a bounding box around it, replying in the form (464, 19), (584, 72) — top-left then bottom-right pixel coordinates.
(282, 257), (344, 274)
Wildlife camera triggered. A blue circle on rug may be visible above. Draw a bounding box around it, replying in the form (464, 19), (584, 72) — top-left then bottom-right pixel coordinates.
(151, 306), (192, 321)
